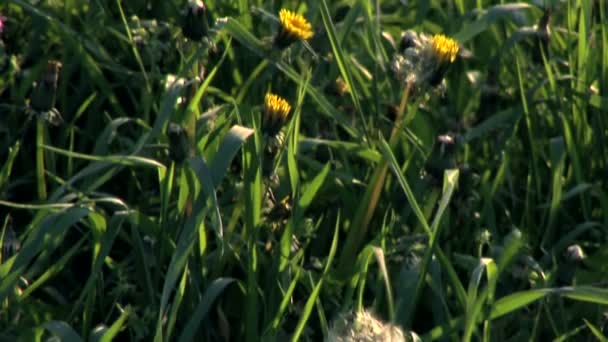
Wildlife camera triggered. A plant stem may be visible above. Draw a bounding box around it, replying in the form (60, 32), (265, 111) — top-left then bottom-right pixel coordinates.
(338, 83), (412, 268)
(36, 119), (47, 201)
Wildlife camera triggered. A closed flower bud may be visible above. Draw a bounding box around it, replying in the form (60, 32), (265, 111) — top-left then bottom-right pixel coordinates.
(31, 60), (62, 113)
(167, 123), (191, 163)
(262, 93), (291, 137)
(181, 0), (211, 41)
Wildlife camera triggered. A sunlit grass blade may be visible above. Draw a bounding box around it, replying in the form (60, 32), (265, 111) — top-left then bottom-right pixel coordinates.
(489, 289), (549, 320)
(463, 258), (497, 342)
(99, 305), (130, 342)
(584, 319), (608, 342)
(0, 207), (90, 303)
(319, 0), (368, 139)
(0, 141), (20, 193)
(373, 247), (395, 321)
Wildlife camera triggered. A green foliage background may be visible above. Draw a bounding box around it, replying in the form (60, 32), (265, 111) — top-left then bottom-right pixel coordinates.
(1, 0), (607, 341)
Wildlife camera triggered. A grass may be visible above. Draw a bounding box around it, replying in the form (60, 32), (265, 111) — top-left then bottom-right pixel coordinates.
(1, 0), (608, 341)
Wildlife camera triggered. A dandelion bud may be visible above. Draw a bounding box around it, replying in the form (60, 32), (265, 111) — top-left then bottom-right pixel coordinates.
(167, 123), (191, 163)
(533, 8), (551, 63)
(273, 9), (314, 49)
(181, 0), (211, 41)
(262, 93), (291, 137)
(31, 60), (62, 113)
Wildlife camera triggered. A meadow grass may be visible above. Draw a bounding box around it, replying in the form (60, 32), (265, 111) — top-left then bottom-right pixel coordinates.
(1, 0), (607, 341)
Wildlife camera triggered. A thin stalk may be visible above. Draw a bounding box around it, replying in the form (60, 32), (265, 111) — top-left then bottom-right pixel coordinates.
(36, 119), (47, 200)
(338, 82), (412, 268)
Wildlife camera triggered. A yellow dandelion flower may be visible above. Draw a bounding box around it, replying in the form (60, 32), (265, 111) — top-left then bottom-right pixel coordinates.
(263, 93), (291, 136)
(431, 34), (459, 64)
(264, 93), (291, 119)
(274, 9), (313, 48)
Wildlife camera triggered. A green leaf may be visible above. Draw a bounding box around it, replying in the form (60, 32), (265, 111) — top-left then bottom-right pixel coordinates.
(0, 141), (20, 193)
(490, 289), (549, 320)
(455, 3), (533, 43)
(291, 212), (340, 342)
(99, 306), (130, 342)
(584, 319), (608, 342)
(42, 321), (83, 342)
(0, 207), (91, 303)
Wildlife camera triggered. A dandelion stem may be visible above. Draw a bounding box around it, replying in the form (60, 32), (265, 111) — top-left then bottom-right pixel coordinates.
(339, 83), (412, 269)
(36, 119), (47, 200)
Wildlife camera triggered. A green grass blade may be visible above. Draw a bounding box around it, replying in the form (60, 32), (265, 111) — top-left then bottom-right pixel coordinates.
(291, 212), (340, 342)
(584, 319), (608, 342)
(318, 0), (367, 138)
(455, 3), (533, 43)
(489, 289), (549, 320)
(178, 278), (236, 342)
(99, 306), (130, 342)
(42, 321), (83, 342)
(0, 141), (20, 193)
(0, 207), (90, 303)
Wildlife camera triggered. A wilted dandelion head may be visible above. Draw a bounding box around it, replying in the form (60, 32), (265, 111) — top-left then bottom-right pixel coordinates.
(263, 93), (291, 136)
(334, 77), (350, 96)
(391, 30), (459, 90)
(565, 244), (585, 262)
(274, 9), (313, 48)
(327, 310), (406, 342)
(430, 34), (459, 64)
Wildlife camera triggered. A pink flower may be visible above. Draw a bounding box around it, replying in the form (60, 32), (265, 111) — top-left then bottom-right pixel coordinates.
(0, 15), (6, 34)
